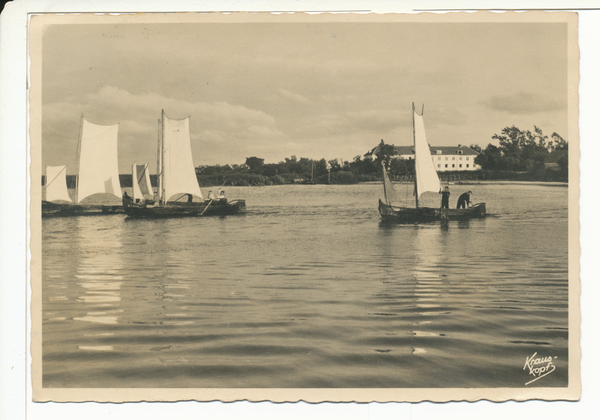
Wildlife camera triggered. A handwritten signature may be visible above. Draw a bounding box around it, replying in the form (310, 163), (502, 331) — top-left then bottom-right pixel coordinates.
(523, 352), (557, 385)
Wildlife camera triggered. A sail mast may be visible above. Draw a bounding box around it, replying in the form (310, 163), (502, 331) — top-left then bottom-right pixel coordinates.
(74, 113), (84, 204)
(156, 117), (161, 203)
(132, 162), (138, 202)
(159, 110), (165, 205)
(382, 161), (391, 205)
(412, 103), (419, 208)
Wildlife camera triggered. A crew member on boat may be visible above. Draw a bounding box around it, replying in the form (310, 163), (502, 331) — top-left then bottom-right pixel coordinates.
(207, 190), (216, 200)
(456, 191), (472, 209)
(218, 190), (227, 205)
(439, 186), (450, 209)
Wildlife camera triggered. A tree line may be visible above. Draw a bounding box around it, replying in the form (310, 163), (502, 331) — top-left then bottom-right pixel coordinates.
(474, 126), (568, 181)
(195, 153), (401, 186)
(47, 125), (567, 187)
(194, 140), (434, 186)
(192, 125), (568, 187)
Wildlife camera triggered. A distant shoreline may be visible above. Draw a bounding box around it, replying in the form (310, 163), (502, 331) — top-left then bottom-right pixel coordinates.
(443, 180), (568, 187)
(61, 179), (569, 190)
(368, 180), (568, 187)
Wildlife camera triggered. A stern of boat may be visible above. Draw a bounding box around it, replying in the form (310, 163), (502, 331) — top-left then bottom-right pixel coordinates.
(472, 202), (486, 216)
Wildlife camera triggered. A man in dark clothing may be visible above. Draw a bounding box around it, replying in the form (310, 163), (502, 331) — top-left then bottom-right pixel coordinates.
(456, 191), (472, 209)
(439, 186), (450, 209)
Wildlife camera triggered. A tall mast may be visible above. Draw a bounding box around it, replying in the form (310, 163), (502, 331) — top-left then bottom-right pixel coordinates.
(156, 117), (161, 203)
(159, 110), (165, 205)
(412, 103), (419, 208)
(74, 113), (84, 204)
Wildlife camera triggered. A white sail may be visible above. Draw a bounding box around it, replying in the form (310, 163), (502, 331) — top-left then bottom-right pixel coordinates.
(381, 161), (400, 205)
(77, 118), (122, 203)
(161, 112), (203, 202)
(413, 110), (441, 199)
(132, 162), (152, 201)
(44, 165), (72, 202)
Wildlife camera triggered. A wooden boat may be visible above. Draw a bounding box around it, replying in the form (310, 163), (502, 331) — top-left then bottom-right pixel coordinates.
(122, 110), (246, 218)
(122, 195), (246, 218)
(378, 104), (486, 223)
(42, 116), (124, 216)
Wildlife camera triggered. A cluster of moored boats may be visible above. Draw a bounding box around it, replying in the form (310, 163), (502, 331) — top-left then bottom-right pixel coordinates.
(42, 110), (246, 218)
(42, 105), (485, 222)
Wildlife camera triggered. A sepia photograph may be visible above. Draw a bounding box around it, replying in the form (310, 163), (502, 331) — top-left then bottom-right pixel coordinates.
(27, 10), (580, 404)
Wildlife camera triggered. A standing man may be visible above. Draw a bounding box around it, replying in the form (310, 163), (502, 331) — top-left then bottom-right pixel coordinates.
(456, 191), (472, 209)
(439, 186), (450, 209)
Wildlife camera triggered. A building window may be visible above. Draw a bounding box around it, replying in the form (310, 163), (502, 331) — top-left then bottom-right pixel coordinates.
(445, 157), (448, 160)
(459, 164), (462, 168)
(459, 157), (462, 160)
(452, 164), (455, 168)
(466, 164), (469, 168)
(436, 150), (442, 154)
(466, 157), (470, 161)
(445, 164), (448, 168)
(452, 157), (455, 160)
(437, 156), (441, 160)
(437, 164), (440, 167)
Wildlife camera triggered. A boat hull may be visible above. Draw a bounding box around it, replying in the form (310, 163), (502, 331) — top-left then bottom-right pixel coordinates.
(122, 196), (246, 218)
(42, 201), (124, 217)
(378, 199), (486, 222)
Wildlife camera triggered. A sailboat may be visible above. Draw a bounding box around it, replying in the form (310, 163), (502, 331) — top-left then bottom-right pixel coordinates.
(378, 104), (486, 222)
(122, 110), (246, 218)
(42, 116), (124, 216)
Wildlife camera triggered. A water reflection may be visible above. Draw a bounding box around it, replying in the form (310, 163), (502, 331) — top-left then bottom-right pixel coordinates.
(41, 183), (569, 388)
(409, 226), (450, 354)
(73, 217), (124, 351)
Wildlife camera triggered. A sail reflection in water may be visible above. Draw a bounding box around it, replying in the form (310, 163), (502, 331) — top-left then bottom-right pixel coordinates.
(43, 216), (124, 384)
(410, 227), (446, 353)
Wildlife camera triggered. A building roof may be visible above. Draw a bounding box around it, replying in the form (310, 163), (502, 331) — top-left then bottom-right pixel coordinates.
(365, 144), (480, 158)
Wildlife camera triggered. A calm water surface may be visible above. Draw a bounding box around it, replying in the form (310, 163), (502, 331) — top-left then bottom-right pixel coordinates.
(42, 183), (569, 388)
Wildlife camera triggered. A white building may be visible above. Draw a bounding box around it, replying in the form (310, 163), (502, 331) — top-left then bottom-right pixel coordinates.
(366, 144), (481, 172)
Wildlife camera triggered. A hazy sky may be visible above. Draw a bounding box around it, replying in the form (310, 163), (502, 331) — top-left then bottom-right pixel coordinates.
(41, 19), (569, 173)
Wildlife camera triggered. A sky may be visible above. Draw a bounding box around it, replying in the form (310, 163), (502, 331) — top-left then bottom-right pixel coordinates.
(40, 17), (569, 174)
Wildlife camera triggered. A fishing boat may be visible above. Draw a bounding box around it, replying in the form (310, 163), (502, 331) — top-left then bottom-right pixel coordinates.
(42, 116), (124, 216)
(122, 110), (245, 218)
(378, 104), (486, 222)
